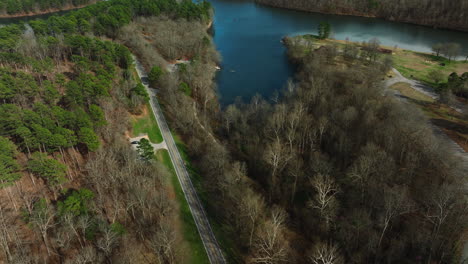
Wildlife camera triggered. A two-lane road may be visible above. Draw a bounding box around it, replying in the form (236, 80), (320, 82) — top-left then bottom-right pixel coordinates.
(133, 57), (226, 264)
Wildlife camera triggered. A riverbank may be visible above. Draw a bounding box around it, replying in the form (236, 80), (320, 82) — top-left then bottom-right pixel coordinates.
(255, 0), (468, 32)
(288, 34), (468, 151)
(296, 35), (468, 85)
(0, 1), (98, 19)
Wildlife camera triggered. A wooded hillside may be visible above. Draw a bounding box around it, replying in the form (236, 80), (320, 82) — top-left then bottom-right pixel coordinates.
(0, 0), (97, 16)
(255, 0), (468, 31)
(196, 36), (467, 263)
(0, 0), (214, 262)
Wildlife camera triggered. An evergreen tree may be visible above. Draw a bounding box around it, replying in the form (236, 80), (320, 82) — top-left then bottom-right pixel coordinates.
(0, 136), (21, 187)
(58, 188), (94, 216)
(318, 22), (331, 39)
(137, 138), (155, 161)
(148, 66), (163, 87)
(132, 83), (149, 99)
(78, 127), (100, 152)
(28, 152), (67, 185)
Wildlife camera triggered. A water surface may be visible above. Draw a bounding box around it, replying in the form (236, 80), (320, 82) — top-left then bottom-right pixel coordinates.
(210, 0), (468, 105)
(2, 0), (467, 105)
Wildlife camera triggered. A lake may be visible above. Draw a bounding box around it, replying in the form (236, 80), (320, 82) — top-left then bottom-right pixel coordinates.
(210, 0), (468, 105)
(2, 0), (467, 105)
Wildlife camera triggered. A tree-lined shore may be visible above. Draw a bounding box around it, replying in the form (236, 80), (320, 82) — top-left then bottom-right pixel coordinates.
(0, 0), (98, 17)
(255, 0), (468, 32)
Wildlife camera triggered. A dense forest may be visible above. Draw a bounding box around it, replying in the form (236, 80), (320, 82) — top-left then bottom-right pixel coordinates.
(0, 0), (214, 262)
(255, 0), (468, 32)
(152, 27), (468, 262)
(0, 0), (466, 263)
(0, 0), (97, 16)
(222, 37), (467, 262)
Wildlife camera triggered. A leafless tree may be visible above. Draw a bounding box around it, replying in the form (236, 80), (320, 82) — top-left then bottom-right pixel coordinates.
(377, 186), (412, 249)
(288, 157), (304, 204)
(149, 219), (178, 264)
(251, 208), (289, 264)
(308, 173), (339, 229)
(0, 206), (12, 261)
(264, 138), (292, 199)
(224, 105), (240, 134)
(96, 224), (119, 257)
(241, 189), (265, 246)
(66, 246), (97, 264)
(308, 242), (343, 264)
(29, 200), (56, 256)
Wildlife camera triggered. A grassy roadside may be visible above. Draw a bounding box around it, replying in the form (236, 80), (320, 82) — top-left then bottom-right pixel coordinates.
(130, 104), (163, 143)
(158, 94), (240, 262)
(390, 82), (468, 151)
(156, 149), (210, 264)
(130, 63), (208, 263)
(171, 132), (242, 263)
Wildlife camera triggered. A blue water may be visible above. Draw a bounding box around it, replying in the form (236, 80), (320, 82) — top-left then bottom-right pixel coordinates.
(2, 0), (467, 105)
(210, 0), (468, 105)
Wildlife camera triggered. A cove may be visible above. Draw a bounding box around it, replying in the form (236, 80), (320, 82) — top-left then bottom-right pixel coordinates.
(1, 0), (467, 106)
(209, 0), (468, 105)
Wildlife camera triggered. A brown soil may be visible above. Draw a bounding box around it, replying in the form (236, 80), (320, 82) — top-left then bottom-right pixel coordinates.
(443, 128), (468, 152)
(457, 63), (468, 74)
(131, 105), (149, 119)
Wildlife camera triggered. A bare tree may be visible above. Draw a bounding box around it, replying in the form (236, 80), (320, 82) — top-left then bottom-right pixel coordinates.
(241, 190), (265, 246)
(96, 224), (119, 257)
(423, 184), (463, 263)
(264, 138), (292, 199)
(288, 157), (304, 204)
(149, 219), (178, 264)
(364, 38), (381, 62)
(77, 214), (93, 244)
(377, 186), (412, 249)
(251, 208), (289, 264)
(347, 154), (374, 200)
(317, 117), (328, 144)
(224, 105), (240, 134)
(66, 246), (97, 264)
(0, 206), (12, 261)
(286, 102), (305, 152)
(431, 43), (443, 57)
(308, 173), (339, 229)
(442, 43), (461, 61)
(308, 242), (343, 264)
(29, 199), (56, 256)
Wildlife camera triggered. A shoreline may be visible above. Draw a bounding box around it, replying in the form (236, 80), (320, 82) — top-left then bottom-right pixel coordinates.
(255, 1), (468, 33)
(0, 2), (97, 19)
(291, 34), (467, 62)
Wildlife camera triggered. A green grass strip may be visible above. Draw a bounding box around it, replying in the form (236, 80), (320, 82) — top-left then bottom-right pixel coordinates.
(131, 103), (163, 143)
(156, 149), (210, 264)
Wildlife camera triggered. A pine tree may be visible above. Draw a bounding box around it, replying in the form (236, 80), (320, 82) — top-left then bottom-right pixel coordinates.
(137, 138), (155, 161)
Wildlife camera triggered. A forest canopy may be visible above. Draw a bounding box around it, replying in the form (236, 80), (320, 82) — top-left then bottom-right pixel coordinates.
(0, 0), (97, 15)
(0, 0), (215, 262)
